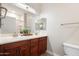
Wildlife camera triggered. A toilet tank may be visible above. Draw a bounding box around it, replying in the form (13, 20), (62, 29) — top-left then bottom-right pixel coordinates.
(63, 39), (79, 56)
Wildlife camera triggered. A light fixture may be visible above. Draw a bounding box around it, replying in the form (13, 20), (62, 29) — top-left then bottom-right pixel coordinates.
(12, 3), (36, 14)
(0, 3), (8, 28)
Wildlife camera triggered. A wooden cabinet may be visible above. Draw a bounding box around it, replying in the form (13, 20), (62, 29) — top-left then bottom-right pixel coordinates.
(0, 36), (47, 56)
(31, 39), (38, 56)
(38, 38), (44, 55)
(4, 48), (18, 56)
(19, 46), (30, 56)
(38, 37), (47, 55)
(0, 44), (19, 56)
(19, 40), (30, 56)
(0, 45), (5, 56)
(0, 40), (31, 56)
(43, 37), (47, 53)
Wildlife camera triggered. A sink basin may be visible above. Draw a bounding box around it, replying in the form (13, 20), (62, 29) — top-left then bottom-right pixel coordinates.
(16, 36), (33, 40)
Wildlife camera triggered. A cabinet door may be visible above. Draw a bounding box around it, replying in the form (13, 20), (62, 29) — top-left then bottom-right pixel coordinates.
(38, 38), (44, 55)
(20, 46), (30, 56)
(0, 46), (5, 56)
(38, 37), (47, 55)
(19, 40), (30, 56)
(4, 48), (18, 56)
(43, 37), (47, 53)
(31, 39), (38, 56)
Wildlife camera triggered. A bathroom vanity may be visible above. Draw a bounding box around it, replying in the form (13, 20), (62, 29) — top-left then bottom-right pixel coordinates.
(0, 35), (47, 56)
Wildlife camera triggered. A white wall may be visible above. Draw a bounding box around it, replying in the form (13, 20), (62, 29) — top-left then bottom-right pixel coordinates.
(40, 3), (79, 55)
(1, 16), (16, 34)
(27, 3), (42, 14)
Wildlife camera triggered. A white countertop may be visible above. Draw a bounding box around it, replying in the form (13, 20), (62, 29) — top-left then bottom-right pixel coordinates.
(0, 34), (47, 45)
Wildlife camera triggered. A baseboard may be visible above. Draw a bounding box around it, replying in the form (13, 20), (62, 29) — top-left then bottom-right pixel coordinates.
(46, 50), (53, 56)
(53, 53), (60, 56)
(46, 50), (60, 56)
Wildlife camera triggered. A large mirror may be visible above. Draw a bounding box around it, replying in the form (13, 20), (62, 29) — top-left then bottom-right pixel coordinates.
(0, 3), (37, 36)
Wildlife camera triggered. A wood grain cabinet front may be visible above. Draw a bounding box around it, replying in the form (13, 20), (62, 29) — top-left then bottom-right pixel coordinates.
(43, 37), (47, 53)
(0, 46), (5, 56)
(19, 46), (30, 56)
(38, 37), (47, 55)
(0, 40), (31, 56)
(19, 40), (30, 56)
(31, 39), (38, 56)
(0, 43), (19, 56)
(4, 48), (19, 56)
(0, 36), (47, 56)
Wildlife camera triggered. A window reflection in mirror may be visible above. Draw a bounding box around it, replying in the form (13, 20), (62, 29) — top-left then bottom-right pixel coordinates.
(0, 3), (25, 36)
(35, 18), (47, 31)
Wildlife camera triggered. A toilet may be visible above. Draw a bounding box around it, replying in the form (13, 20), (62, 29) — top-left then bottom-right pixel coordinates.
(63, 38), (79, 56)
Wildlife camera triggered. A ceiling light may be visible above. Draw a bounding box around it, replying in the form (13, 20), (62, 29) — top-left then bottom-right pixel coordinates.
(12, 3), (36, 14)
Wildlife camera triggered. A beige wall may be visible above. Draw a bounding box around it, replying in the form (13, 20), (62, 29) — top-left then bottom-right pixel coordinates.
(27, 3), (42, 14)
(1, 16), (16, 34)
(40, 3), (79, 55)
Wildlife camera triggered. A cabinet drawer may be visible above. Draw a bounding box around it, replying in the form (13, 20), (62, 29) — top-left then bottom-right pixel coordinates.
(20, 46), (30, 56)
